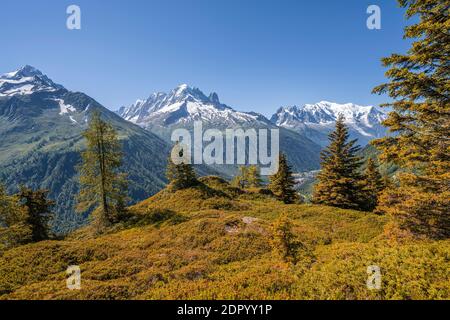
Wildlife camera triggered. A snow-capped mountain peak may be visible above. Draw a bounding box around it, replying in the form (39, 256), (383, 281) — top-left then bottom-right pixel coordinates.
(118, 85), (268, 128)
(0, 66), (99, 126)
(209, 92), (220, 104)
(166, 84), (215, 106)
(7, 65), (43, 78)
(272, 101), (386, 126)
(271, 101), (387, 146)
(0, 65), (64, 97)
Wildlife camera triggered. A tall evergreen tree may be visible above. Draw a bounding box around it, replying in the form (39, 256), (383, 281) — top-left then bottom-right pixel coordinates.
(0, 184), (31, 248)
(269, 153), (298, 204)
(166, 142), (198, 190)
(77, 111), (128, 230)
(312, 115), (365, 209)
(372, 0), (449, 238)
(362, 158), (385, 211)
(18, 186), (55, 242)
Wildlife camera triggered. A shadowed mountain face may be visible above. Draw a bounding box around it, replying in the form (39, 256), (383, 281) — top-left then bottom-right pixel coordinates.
(118, 84), (322, 173)
(271, 101), (388, 147)
(0, 66), (170, 233)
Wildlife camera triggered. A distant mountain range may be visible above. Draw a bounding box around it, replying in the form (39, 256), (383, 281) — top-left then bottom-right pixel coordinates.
(117, 84), (271, 130)
(118, 84), (387, 148)
(271, 102), (387, 146)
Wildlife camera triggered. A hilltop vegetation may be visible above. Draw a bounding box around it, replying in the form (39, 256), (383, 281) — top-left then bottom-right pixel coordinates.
(0, 177), (448, 300)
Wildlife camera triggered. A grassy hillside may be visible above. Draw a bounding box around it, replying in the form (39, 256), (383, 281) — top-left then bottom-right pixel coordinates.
(0, 177), (448, 300)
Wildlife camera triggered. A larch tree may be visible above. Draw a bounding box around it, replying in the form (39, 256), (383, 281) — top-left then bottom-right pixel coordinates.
(271, 214), (306, 265)
(0, 184), (31, 248)
(247, 165), (263, 188)
(77, 111), (128, 230)
(312, 115), (365, 210)
(231, 165), (262, 189)
(18, 186), (55, 242)
(372, 0), (449, 239)
(269, 153), (298, 204)
(362, 158), (385, 212)
(231, 166), (249, 189)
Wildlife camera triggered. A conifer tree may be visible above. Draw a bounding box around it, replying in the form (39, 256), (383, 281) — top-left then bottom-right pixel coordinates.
(18, 186), (55, 242)
(269, 153), (298, 204)
(312, 115), (365, 209)
(362, 158), (384, 211)
(231, 166), (262, 189)
(166, 142), (198, 190)
(77, 111), (128, 230)
(231, 166), (248, 189)
(231, 175), (244, 189)
(271, 214), (304, 265)
(372, 0), (449, 238)
(0, 184), (31, 248)
(247, 165), (263, 188)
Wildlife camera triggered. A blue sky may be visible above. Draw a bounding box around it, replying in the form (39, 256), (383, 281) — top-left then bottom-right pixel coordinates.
(1, 0), (410, 116)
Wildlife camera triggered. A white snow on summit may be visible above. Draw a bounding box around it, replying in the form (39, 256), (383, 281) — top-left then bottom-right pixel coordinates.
(0, 66), (85, 124)
(271, 101), (387, 146)
(0, 65), (63, 97)
(118, 84), (269, 128)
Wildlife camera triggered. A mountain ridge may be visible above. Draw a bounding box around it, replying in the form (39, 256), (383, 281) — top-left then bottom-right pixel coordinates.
(271, 101), (387, 146)
(118, 83), (271, 128)
(118, 85), (387, 148)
